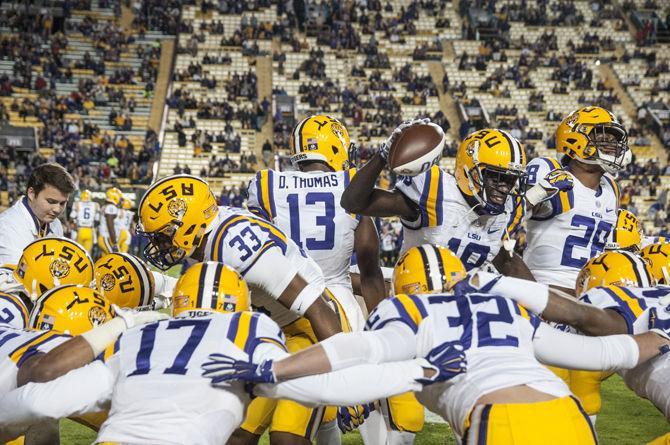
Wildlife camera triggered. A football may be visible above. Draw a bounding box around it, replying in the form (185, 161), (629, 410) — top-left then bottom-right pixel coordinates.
(387, 123), (446, 176)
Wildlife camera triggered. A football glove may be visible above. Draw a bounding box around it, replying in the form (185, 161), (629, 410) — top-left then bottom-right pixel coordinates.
(648, 305), (670, 342)
(415, 342), (467, 385)
(337, 404), (373, 433)
(379, 117), (431, 162)
(112, 304), (168, 329)
(201, 353), (276, 386)
(452, 270), (502, 296)
(526, 169), (574, 207)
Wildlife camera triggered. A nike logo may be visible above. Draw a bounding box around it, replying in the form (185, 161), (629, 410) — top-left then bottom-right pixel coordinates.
(605, 208), (614, 213)
(487, 227), (500, 234)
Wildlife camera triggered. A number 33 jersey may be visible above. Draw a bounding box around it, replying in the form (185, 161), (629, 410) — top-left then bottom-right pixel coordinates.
(247, 169), (359, 288)
(395, 166), (524, 270)
(524, 157), (619, 288)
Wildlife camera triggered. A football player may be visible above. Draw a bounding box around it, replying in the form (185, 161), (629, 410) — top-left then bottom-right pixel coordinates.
(12, 237), (94, 300)
(138, 175), (347, 444)
(0, 163), (75, 265)
(0, 263), (441, 444)
(0, 284), (164, 442)
(341, 124), (539, 278)
(465, 249), (655, 424)
(98, 187), (123, 254)
(94, 252), (177, 310)
(246, 115), (387, 444)
(116, 199), (135, 254)
(524, 106), (629, 295)
(69, 189), (100, 255)
(202, 244), (669, 444)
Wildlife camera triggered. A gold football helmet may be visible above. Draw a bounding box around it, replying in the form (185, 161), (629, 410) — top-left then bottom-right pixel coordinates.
(14, 237), (94, 300)
(605, 209), (643, 252)
(641, 243), (670, 284)
(556, 106), (629, 174)
(95, 253), (155, 309)
(122, 199), (133, 210)
(393, 244), (466, 295)
(106, 187), (123, 206)
(138, 175), (219, 270)
(575, 250), (655, 296)
(29, 284), (114, 335)
(290, 115), (352, 171)
(172, 262), (250, 317)
(455, 129), (527, 215)
(80, 189), (91, 202)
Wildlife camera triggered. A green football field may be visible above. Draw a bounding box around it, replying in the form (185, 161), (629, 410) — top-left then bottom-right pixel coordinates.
(60, 375), (668, 444)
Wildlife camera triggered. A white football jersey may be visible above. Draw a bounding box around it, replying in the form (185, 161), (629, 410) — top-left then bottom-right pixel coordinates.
(70, 201), (99, 228)
(204, 207), (326, 327)
(98, 204), (120, 238)
(115, 208), (134, 233)
(97, 312), (287, 445)
(579, 285), (670, 420)
(0, 326), (69, 393)
(365, 292), (569, 436)
(395, 166), (524, 270)
(0, 293), (29, 330)
(524, 157), (619, 288)
(247, 169), (359, 289)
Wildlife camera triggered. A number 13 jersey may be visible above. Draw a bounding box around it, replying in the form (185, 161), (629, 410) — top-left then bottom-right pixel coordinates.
(524, 157), (619, 288)
(247, 169), (359, 289)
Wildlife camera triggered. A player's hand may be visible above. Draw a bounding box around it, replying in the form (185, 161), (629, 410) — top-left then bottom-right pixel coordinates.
(337, 404), (372, 433)
(452, 270), (501, 296)
(539, 169), (574, 193)
(151, 293), (172, 310)
(415, 342), (467, 385)
(112, 304), (168, 329)
(379, 117), (431, 162)
(0, 272), (25, 295)
(648, 305), (670, 341)
(201, 353), (276, 385)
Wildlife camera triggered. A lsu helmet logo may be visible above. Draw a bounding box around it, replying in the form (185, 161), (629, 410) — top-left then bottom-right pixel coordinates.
(99, 273), (116, 292)
(88, 306), (109, 326)
(49, 257), (71, 279)
(168, 198), (188, 219)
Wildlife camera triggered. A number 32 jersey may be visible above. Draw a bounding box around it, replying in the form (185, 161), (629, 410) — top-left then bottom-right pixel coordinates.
(524, 157), (619, 288)
(395, 166), (524, 270)
(247, 169), (358, 288)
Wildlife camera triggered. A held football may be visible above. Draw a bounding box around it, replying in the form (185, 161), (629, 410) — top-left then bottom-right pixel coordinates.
(387, 123), (445, 176)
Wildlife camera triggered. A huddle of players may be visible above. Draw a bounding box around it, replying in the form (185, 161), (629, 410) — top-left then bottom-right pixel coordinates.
(70, 187), (134, 256)
(0, 107), (668, 445)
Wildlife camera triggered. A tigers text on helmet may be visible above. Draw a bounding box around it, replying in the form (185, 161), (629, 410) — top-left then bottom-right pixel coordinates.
(455, 129), (527, 215)
(393, 244), (467, 295)
(29, 284), (114, 335)
(641, 243), (670, 285)
(575, 250), (655, 296)
(605, 209), (643, 253)
(290, 115), (353, 172)
(556, 106), (629, 174)
(137, 175), (219, 270)
(14, 237), (94, 300)
(172, 261), (250, 317)
(95, 253), (155, 309)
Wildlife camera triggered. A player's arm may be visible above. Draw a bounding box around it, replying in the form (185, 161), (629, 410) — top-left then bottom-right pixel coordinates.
(354, 216), (386, 312)
(465, 272), (628, 335)
(0, 361), (113, 440)
(105, 211), (118, 249)
(340, 154), (418, 219)
(17, 308), (167, 385)
(533, 322), (669, 371)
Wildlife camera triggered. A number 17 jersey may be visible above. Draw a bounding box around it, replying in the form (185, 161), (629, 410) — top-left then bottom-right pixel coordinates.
(247, 169), (359, 289)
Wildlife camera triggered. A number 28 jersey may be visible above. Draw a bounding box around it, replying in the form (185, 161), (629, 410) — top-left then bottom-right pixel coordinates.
(524, 157), (619, 288)
(247, 169), (358, 288)
(395, 166), (524, 270)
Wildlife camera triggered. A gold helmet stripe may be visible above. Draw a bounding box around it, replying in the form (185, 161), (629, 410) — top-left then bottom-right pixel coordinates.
(417, 245), (443, 292)
(499, 129), (521, 165)
(195, 262), (211, 309)
(430, 245), (446, 288)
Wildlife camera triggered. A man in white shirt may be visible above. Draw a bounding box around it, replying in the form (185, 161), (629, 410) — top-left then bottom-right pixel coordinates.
(0, 163), (75, 265)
